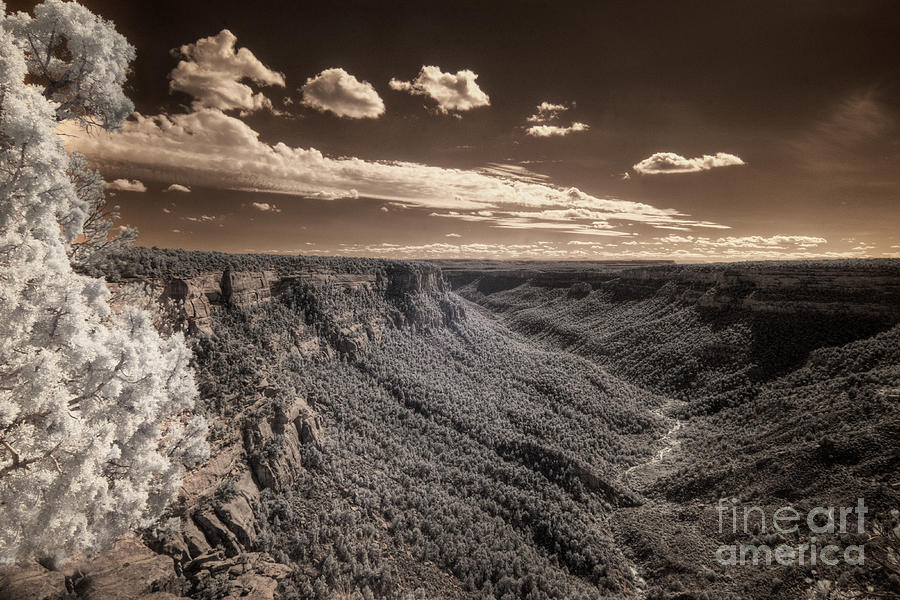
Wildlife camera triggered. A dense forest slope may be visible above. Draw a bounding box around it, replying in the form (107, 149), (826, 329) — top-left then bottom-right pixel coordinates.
(456, 259), (900, 599)
(2, 252), (899, 600)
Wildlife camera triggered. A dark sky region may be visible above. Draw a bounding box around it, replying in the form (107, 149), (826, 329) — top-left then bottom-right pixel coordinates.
(13, 0), (900, 260)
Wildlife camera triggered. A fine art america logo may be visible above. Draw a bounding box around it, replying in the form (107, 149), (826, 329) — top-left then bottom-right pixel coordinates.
(716, 498), (867, 566)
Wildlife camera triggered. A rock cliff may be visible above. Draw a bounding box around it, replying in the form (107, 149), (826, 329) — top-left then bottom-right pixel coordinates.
(609, 261), (900, 320)
(451, 259), (900, 323)
(0, 260), (463, 600)
(164, 263), (455, 338)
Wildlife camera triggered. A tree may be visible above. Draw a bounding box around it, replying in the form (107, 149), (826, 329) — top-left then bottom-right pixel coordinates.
(66, 151), (138, 274)
(0, 0), (208, 566)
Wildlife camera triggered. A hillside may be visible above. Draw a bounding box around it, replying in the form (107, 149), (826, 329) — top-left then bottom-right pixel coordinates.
(2, 253), (899, 600)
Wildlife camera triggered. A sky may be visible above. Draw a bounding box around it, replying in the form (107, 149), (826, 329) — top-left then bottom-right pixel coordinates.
(15, 0), (900, 260)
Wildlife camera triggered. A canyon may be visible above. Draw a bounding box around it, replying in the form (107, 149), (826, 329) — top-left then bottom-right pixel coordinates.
(2, 254), (898, 600)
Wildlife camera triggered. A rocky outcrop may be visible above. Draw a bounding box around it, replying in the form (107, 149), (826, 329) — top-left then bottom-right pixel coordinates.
(0, 536), (187, 600)
(386, 263), (446, 296)
(244, 391), (322, 492)
(163, 270), (278, 335)
(184, 552), (291, 600)
(0, 562), (67, 600)
(438, 260), (674, 292)
(163, 273), (222, 335)
(611, 262), (900, 320)
(221, 269), (278, 309)
(162, 263), (461, 340)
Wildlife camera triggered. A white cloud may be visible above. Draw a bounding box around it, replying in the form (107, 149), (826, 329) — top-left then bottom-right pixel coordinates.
(525, 122), (590, 137)
(164, 183), (191, 192)
(478, 163), (550, 184)
(445, 233), (461, 238)
(279, 232), (851, 260)
(301, 68), (384, 119)
(390, 66), (490, 114)
(633, 152), (745, 175)
(523, 101), (588, 137)
(654, 234), (827, 249)
(63, 107), (730, 236)
(169, 29), (285, 113)
(326, 237), (850, 260)
(105, 178), (146, 192)
(250, 201), (281, 212)
(526, 102), (567, 123)
(185, 214), (217, 222)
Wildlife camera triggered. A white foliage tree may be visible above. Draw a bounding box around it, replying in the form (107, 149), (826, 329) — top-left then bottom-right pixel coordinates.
(0, 0), (208, 566)
(66, 152), (138, 273)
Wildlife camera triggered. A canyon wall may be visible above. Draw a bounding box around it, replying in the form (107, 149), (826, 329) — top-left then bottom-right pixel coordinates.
(1, 261), (462, 600)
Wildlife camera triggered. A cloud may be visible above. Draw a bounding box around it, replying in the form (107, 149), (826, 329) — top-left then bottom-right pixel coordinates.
(300, 68), (384, 119)
(523, 101), (588, 137)
(63, 107), (731, 236)
(445, 233), (462, 238)
(389, 66), (490, 114)
(250, 201), (281, 212)
(105, 178), (146, 192)
(525, 123), (590, 137)
(526, 102), (567, 123)
(169, 29), (285, 113)
(164, 183), (191, 192)
(478, 163), (550, 184)
(659, 234), (828, 249)
(790, 93), (898, 178)
(633, 152), (745, 175)
(184, 214), (217, 222)
(325, 235), (850, 260)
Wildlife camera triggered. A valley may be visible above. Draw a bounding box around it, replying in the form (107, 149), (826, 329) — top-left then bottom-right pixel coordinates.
(3, 252), (899, 600)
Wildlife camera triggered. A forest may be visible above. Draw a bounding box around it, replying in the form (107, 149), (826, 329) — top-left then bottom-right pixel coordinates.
(134, 252), (899, 599)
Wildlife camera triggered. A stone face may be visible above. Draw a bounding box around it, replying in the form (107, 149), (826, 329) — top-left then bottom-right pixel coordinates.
(614, 264), (900, 319)
(185, 552), (291, 600)
(69, 536), (184, 600)
(221, 269), (278, 309)
(163, 270), (278, 335)
(163, 274), (220, 335)
(244, 394), (323, 492)
(192, 510), (243, 557)
(214, 473), (260, 549)
(0, 562), (67, 600)
(181, 517), (211, 559)
(162, 264), (464, 353)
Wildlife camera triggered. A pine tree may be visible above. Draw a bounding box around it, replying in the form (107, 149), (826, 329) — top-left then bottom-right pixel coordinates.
(0, 0), (207, 566)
